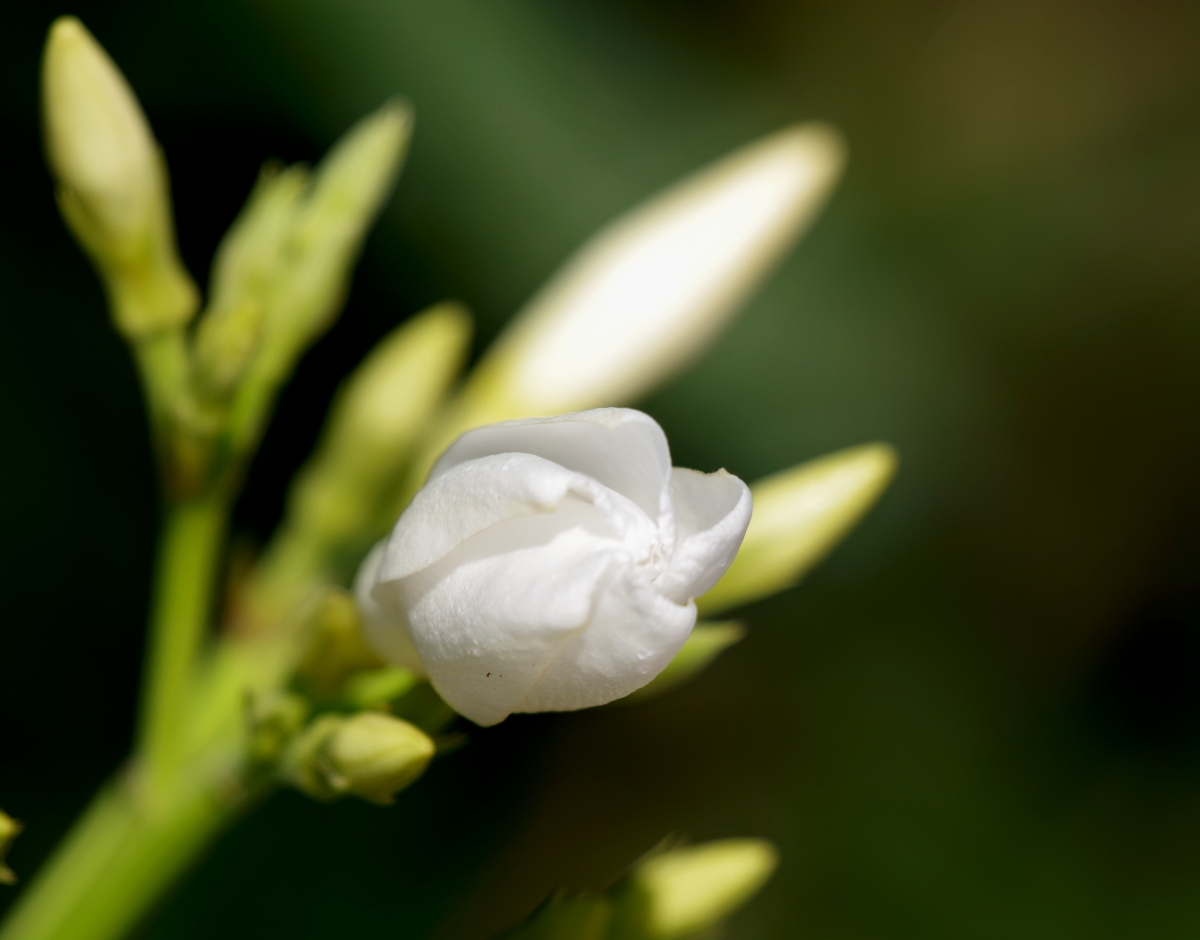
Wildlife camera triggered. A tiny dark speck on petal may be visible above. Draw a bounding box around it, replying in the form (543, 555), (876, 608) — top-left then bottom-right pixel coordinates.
(486, 672), (491, 677)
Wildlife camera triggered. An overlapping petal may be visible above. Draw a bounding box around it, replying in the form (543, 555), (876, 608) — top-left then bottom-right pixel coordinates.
(361, 408), (751, 725)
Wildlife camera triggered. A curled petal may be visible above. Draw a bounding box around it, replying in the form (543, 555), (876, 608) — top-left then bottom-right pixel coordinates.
(656, 468), (752, 604)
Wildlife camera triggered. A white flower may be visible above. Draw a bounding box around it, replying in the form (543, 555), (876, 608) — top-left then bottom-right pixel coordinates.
(356, 408), (751, 726)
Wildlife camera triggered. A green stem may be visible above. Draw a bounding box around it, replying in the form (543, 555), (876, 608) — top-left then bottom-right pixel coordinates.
(138, 493), (227, 802)
(0, 774), (244, 940)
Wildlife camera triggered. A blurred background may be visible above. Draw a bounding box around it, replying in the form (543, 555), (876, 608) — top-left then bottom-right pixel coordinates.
(4, 0), (1200, 936)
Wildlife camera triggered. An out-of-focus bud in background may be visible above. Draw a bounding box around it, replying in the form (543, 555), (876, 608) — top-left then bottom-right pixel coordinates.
(411, 123), (846, 483)
(245, 691), (310, 767)
(41, 16), (197, 337)
(282, 712), (434, 805)
(289, 303), (471, 547)
(698, 443), (897, 616)
(292, 589), (385, 701)
(0, 810), (23, 886)
(253, 304), (471, 615)
(191, 299), (264, 399)
(610, 839), (779, 940)
(214, 102), (414, 460)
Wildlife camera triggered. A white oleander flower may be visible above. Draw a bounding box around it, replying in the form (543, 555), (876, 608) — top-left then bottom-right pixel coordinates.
(356, 408), (751, 726)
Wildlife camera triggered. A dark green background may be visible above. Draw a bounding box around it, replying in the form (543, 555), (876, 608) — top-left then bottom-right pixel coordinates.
(5, 0), (1200, 936)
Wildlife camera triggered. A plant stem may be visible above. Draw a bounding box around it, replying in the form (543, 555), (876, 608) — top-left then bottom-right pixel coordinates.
(0, 485), (242, 940)
(0, 773), (243, 940)
(138, 492), (228, 802)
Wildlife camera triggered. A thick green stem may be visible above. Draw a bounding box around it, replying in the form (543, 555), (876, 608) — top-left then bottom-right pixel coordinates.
(138, 493), (227, 802)
(0, 774), (242, 940)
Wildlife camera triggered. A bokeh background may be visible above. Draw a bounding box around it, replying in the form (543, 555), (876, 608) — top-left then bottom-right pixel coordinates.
(5, 0), (1200, 936)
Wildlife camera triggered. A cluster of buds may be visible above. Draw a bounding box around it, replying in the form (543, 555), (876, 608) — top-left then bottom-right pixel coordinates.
(27, 15), (899, 940)
(41, 18), (411, 496)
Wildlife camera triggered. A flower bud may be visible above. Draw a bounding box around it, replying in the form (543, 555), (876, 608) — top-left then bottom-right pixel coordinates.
(611, 839), (778, 940)
(245, 691), (310, 766)
(41, 17), (197, 336)
(294, 589), (384, 701)
(413, 123), (845, 478)
(0, 810), (22, 885)
(259, 102), (413, 372)
(282, 712), (434, 805)
(289, 303), (471, 547)
(618, 620), (744, 704)
(191, 299), (264, 398)
(360, 408), (752, 727)
(214, 103), (413, 461)
(698, 443), (897, 616)
(252, 305), (471, 616)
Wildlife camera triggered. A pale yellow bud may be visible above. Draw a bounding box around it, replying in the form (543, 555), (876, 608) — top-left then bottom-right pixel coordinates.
(322, 712), (435, 804)
(270, 102), (414, 358)
(324, 303), (472, 461)
(41, 17), (196, 336)
(42, 17), (155, 246)
(614, 839), (778, 940)
(256, 304), (471, 602)
(217, 103), (413, 461)
(192, 299), (263, 397)
(282, 712), (434, 805)
(698, 443), (897, 616)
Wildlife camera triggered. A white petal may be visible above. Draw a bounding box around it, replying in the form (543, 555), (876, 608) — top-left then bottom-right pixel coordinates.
(377, 450), (652, 583)
(354, 540), (423, 673)
(430, 408), (672, 523)
(656, 468), (752, 604)
(388, 513), (630, 726)
(517, 568), (696, 715)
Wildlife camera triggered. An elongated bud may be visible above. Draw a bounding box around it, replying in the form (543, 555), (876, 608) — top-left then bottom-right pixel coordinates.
(611, 839), (778, 940)
(265, 102), (414, 368)
(698, 443), (897, 616)
(320, 303), (472, 473)
(0, 810), (22, 885)
(192, 299), (263, 397)
(282, 712), (434, 805)
(256, 304), (471, 609)
(619, 621), (744, 704)
(218, 103), (413, 462)
(413, 123), (845, 483)
(207, 163), (309, 318)
(41, 17), (197, 336)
